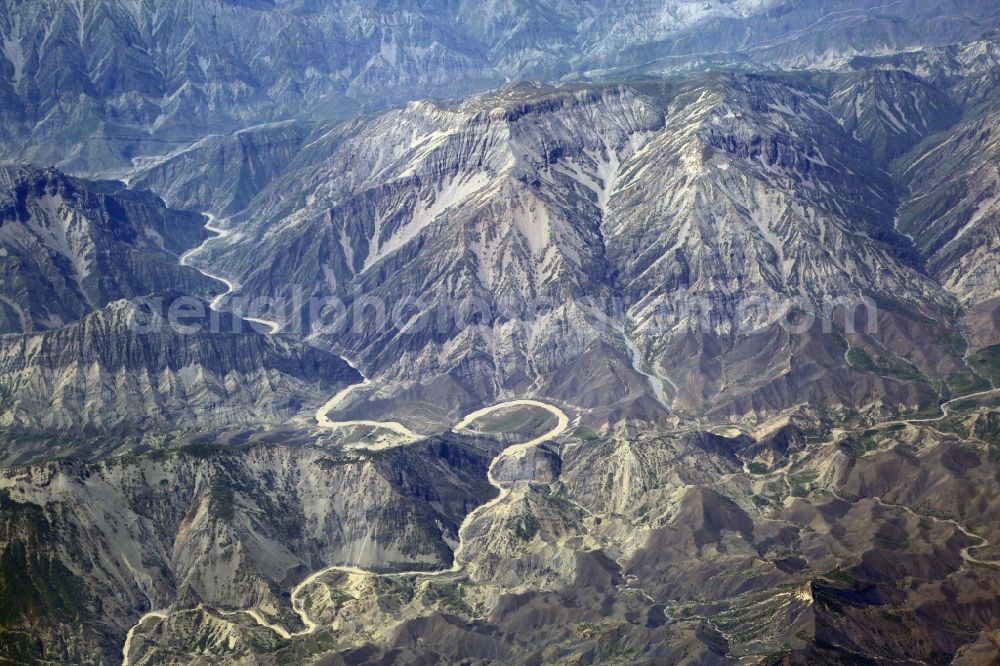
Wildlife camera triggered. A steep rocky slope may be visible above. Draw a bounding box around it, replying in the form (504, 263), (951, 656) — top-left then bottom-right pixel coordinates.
(203, 75), (969, 425)
(896, 106), (1000, 346)
(828, 68), (959, 162)
(127, 121), (312, 216)
(0, 166), (215, 333)
(217, 83), (670, 417)
(826, 37), (1000, 348)
(0, 436), (495, 664)
(0, 294), (360, 436)
(604, 73), (962, 420)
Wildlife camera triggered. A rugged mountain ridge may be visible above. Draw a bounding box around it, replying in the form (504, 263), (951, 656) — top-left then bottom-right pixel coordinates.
(110, 399), (1000, 664)
(209, 84), (670, 419)
(829, 68), (960, 162)
(0, 437), (495, 664)
(0, 163), (370, 443)
(896, 106), (1000, 346)
(0, 165), (215, 333)
(201, 74), (971, 426)
(0, 294), (361, 437)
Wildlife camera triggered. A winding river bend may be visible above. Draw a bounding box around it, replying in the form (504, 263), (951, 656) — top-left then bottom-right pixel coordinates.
(258, 397), (569, 641)
(122, 215), (572, 665)
(122, 398), (570, 663)
(179, 213), (282, 334)
(313, 374), (423, 444)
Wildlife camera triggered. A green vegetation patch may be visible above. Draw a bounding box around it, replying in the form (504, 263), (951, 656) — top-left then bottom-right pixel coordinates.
(946, 372), (991, 396)
(0, 628), (46, 663)
(870, 295), (936, 325)
(937, 329), (969, 358)
(0, 491), (53, 543)
(838, 424), (905, 458)
(0, 542), (89, 626)
(758, 647), (792, 665)
(178, 442), (231, 459)
(788, 471), (820, 497)
(208, 477), (236, 521)
(425, 581), (469, 614)
(597, 639), (638, 661)
(511, 514), (541, 542)
(974, 411), (1000, 446)
(571, 425), (601, 442)
(969, 345), (1000, 387)
(845, 347), (926, 382)
(471, 406), (557, 438)
(822, 567), (860, 587)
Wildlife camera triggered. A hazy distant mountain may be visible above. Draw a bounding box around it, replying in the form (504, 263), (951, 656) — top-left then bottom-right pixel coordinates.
(1, 0), (998, 173)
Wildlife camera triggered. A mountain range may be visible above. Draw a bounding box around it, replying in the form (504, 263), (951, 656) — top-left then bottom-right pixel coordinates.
(2, 0), (999, 172)
(0, 2), (999, 665)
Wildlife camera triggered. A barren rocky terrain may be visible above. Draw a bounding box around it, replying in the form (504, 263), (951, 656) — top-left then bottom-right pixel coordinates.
(0, 2), (999, 664)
